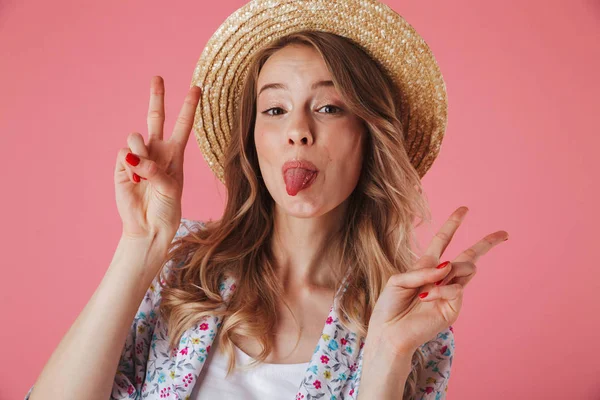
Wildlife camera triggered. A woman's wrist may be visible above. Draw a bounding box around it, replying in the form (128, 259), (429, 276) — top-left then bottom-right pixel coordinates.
(112, 233), (171, 284)
(357, 333), (415, 399)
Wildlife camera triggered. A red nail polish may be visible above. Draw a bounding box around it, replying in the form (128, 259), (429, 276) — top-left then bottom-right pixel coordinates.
(437, 261), (450, 269)
(133, 173), (140, 183)
(126, 153), (140, 166)
(419, 292), (429, 299)
(435, 280), (443, 286)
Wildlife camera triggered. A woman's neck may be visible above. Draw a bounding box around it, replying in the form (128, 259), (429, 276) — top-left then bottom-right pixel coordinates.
(270, 201), (348, 292)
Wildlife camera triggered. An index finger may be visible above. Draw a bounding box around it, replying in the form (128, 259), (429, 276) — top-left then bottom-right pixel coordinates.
(170, 85), (202, 150)
(422, 206), (470, 262)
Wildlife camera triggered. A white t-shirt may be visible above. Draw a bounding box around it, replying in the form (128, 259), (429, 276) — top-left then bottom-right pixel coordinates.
(192, 335), (310, 399)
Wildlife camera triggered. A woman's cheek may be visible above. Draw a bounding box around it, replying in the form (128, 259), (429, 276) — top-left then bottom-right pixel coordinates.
(255, 130), (283, 189)
(255, 130), (274, 162)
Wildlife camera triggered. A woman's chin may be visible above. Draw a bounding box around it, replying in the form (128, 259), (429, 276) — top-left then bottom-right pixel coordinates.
(275, 195), (323, 218)
(283, 204), (321, 218)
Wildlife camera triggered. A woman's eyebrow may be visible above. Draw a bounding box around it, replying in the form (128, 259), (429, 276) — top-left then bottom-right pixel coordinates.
(258, 80), (334, 98)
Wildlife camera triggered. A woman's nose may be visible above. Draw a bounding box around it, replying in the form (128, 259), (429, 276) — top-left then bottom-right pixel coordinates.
(286, 112), (314, 146)
(287, 133), (312, 145)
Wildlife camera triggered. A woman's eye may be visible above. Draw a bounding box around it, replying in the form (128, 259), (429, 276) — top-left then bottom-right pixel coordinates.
(318, 104), (342, 114)
(263, 107), (285, 116)
(262, 105), (342, 116)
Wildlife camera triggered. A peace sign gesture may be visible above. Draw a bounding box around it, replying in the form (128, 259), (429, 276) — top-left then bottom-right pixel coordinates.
(365, 206), (509, 356)
(114, 76), (201, 244)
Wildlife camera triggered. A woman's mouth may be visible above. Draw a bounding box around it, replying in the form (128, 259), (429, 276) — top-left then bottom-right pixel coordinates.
(282, 160), (319, 196)
(283, 168), (318, 196)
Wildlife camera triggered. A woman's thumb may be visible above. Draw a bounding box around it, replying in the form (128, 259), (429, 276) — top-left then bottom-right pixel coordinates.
(124, 152), (174, 193)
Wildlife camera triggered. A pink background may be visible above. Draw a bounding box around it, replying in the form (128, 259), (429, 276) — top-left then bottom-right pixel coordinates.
(1, 0), (599, 398)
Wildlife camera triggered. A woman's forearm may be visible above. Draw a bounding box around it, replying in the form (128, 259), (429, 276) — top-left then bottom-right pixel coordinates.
(28, 234), (170, 400)
(357, 337), (414, 399)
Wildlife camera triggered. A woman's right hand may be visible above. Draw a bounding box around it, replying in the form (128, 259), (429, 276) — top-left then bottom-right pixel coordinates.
(114, 76), (202, 242)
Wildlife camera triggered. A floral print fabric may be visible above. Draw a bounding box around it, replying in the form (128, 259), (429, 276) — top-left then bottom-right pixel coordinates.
(25, 218), (454, 400)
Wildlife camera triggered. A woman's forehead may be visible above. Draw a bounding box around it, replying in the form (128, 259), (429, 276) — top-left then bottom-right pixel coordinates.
(258, 46), (329, 80)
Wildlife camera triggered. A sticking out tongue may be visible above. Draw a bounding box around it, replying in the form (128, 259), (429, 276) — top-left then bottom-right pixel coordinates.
(284, 168), (317, 196)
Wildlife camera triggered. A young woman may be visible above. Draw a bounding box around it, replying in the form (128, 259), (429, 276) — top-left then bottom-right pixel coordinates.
(26, 1), (508, 399)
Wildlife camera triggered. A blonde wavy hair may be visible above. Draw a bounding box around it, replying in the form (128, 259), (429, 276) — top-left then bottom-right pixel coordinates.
(158, 30), (433, 399)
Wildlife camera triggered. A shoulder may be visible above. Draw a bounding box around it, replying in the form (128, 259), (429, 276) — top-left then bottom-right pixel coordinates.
(152, 218), (207, 300)
(416, 325), (455, 367)
(175, 217), (207, 238)
(166, 217), (208, 271)
(152, 217), (236, 306)
(411, 326), (455, 397)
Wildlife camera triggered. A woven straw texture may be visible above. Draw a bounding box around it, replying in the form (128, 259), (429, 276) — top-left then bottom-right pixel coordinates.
(190, 0), (448, 183)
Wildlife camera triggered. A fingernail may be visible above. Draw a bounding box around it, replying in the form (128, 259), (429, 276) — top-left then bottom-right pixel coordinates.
(419, 292), (429, 299)
(437, 261), (450, 269)
(435, 279), (443, 286)
(133, 173), (140, 183)
(126, 153), (140, 166)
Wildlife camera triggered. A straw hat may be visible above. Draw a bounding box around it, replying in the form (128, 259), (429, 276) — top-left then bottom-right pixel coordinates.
(190, 0), (448, 184)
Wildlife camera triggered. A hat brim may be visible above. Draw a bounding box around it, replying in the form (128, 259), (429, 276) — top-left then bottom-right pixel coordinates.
(191, 0), (448, 184)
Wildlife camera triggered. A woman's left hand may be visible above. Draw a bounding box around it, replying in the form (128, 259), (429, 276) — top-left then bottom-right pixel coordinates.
(365, 206), (509, 356)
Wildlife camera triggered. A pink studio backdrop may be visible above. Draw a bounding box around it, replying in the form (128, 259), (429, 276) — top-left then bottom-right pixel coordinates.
(1, 0), (599, 399)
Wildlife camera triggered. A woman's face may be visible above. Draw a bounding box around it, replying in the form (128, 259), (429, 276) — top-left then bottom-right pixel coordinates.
(254, 44), (366, 218)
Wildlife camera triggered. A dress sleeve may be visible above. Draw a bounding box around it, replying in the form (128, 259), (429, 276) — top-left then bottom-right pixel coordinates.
(111, 218), (204, 399)
(413, 325), (455, 400)
(24, 218), (205, 400)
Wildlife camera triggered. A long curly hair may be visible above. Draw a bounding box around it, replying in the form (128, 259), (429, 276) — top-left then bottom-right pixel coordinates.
(158, 30), (433, 399)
